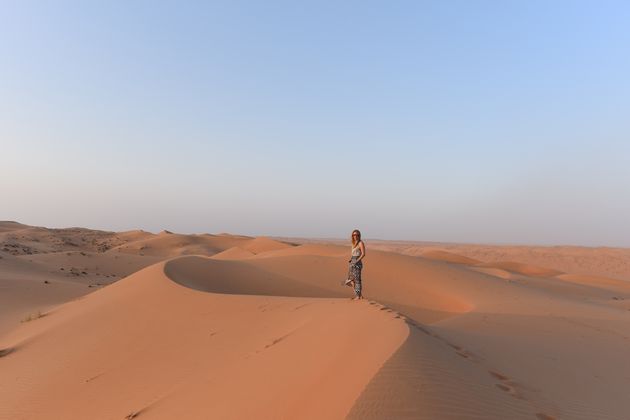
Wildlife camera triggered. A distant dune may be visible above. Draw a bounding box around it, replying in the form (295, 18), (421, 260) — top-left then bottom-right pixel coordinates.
(2, 222), (630, 419)
(240, 236), (294, 254)
(418, 249), (481, 265)
(211, 246), (256, 260)
(379, 242), (630, 282)
(474, 260), (563, 277)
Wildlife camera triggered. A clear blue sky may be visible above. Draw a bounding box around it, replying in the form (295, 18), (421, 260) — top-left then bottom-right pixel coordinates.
(2, 1), (629, 246)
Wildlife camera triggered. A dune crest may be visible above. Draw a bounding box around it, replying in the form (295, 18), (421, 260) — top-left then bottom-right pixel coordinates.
(211, 246), (255, 260)
(470, 266), (515, 280)
(555, 273), (630, 292)
(475, 261), (563, 277)
(420, 249), (481, 265)
(241, 236), (293, 254)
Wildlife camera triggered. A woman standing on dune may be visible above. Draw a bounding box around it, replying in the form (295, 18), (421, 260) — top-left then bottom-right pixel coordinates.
(345, 229), (366, 300)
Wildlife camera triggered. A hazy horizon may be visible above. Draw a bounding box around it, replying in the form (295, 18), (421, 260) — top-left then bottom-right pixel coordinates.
(3, 218), (628, 249)
(2, 1), (630, 247)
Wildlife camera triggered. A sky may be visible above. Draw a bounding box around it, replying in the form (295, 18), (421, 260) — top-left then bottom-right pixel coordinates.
(1, 1), (629, 246)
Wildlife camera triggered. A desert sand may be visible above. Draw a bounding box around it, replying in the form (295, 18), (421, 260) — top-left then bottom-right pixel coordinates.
(2, 222), (630, 419)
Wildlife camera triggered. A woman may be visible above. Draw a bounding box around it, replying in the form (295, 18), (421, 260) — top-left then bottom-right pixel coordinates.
(345, 229), (366, 300)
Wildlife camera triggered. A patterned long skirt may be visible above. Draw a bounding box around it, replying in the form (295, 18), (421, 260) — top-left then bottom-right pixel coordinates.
(348, 257), (363, 297)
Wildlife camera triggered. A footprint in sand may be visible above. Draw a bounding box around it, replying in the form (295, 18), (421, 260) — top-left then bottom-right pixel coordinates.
(489, 370), (526, 400)
(0, 348), (14, 358)
(495, 383), (511, 392)
(456, 350), (472, 359)
(489, 370), (509, 381)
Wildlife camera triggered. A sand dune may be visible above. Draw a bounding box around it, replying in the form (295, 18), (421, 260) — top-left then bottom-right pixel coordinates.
(419, 249), (481, 265)
(0, 252), (88, 338)
(470, 266), (515, 280)
(211, 246), (256, 260)
(240, 236), (294, 254)
(474, 261), (563, 277)
(555, 273), (630, 292)
(166, 256), (339, 297)
(250, 243), (348, 259)
(0, 257), (407, 420)
(0, 224), (263, 339)
(109, 232), (244, 257)
(3, 223), (630, 419)
(392, 243), (630, 282)
(0, 224), (168, 338)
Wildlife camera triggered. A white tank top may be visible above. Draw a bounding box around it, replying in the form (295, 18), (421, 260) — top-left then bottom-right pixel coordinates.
(351, 242), (361, 257)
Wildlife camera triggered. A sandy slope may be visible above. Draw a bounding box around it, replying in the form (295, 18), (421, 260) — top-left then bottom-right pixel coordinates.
(259, 240), (630, 419)
(0, 222), (263, 337)
(3, 223), (630, 419)
(0, 223), (160, 337)
(0, 258), (407, 420)
(364, 240), (630, 282)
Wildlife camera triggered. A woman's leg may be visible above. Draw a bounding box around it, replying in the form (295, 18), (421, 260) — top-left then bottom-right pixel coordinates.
(354, 262), (363, 299)
(354, 280), (362, 299)
(346, 261), (356, 287)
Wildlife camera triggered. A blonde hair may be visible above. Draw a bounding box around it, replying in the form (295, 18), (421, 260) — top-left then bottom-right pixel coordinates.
(351, 229), (361, 247)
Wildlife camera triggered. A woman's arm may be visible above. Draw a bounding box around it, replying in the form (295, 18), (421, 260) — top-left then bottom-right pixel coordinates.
(356, 241), (366, 263)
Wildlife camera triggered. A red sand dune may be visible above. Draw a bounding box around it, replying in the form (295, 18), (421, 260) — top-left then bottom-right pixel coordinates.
(470, 266), (515, 280)
(240, 236), (293, 254)
(211, 246), (256, 260)
(2, 224), (630, 419)
(0, 258), (407, 420)
(419, 249), (481, 265)
(474, 261), (563, 277)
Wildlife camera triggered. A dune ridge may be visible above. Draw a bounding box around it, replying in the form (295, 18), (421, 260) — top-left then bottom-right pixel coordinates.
(211, 246), (255, 260)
